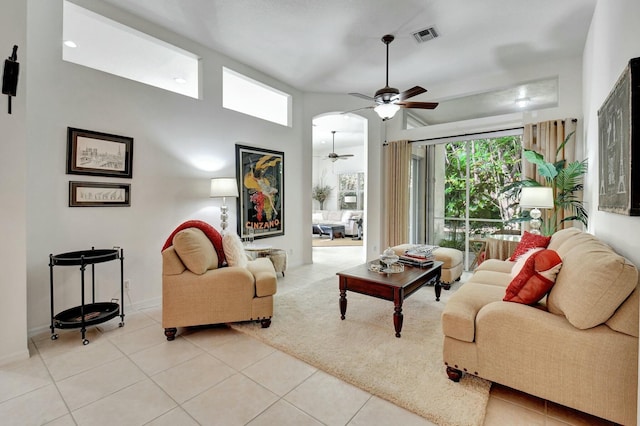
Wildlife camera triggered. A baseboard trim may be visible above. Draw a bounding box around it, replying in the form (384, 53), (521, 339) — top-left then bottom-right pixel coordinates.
(0, 348), (30, 366)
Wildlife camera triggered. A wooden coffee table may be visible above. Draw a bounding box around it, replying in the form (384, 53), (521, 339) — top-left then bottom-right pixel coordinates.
(337, 261), (443, 337)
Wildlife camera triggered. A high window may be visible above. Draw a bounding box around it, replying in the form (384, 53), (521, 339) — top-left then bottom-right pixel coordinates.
(222, 67), (291, 127)
(62, 1), (200, 99)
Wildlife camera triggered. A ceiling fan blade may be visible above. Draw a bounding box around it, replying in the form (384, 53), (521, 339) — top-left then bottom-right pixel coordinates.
(338, 154), (354, 158)
(348, 92), (374, 101)
(399, 86), (427, 101)
(397, 101), (439, 110)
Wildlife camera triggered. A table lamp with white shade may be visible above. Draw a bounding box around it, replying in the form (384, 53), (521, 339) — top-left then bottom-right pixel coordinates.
(210, 177), (239, 233)
(519, 186), (554, 235)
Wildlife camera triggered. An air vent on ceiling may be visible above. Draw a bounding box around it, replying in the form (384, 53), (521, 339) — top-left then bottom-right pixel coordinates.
(412, 26), (439, 43)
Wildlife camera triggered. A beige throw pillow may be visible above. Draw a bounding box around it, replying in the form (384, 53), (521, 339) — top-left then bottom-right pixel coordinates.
(547, 242), (638, 329)
(172, 228), (218, 275)
(223, 232), (248, 268)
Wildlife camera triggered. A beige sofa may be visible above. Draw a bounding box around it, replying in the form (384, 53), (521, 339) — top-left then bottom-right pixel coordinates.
(161, 225), (277, 341)
(442, 228), (638, 425)
(312, 210), (363, 236)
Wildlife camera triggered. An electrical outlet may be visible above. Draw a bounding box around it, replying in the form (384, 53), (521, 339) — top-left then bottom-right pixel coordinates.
(124, 279), (131, 289)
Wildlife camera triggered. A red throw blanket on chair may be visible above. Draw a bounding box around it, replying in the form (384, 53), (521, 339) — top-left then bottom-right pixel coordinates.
(161, 220), (226, 267)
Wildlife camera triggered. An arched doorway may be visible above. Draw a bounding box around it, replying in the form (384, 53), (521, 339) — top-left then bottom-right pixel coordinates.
(311, 113), (367, 263)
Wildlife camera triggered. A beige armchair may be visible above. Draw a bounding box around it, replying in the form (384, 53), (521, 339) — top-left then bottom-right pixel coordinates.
(161, 221), (277, 341)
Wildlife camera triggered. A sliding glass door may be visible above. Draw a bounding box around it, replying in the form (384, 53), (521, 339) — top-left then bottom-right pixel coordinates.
(419, 132), (523, 269)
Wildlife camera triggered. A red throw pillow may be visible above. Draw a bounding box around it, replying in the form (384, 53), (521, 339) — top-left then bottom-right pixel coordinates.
(510, 247), (545, 278)
(508, 231), (552, 261)
(504, 249), (562, 305)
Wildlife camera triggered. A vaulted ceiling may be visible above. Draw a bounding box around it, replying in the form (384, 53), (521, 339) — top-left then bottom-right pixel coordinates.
(98, 0), (597, 150)
(100, 0), (596, 94)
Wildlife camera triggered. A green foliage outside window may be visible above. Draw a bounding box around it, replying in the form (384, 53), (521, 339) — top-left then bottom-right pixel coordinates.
(441, 136), (522, 249)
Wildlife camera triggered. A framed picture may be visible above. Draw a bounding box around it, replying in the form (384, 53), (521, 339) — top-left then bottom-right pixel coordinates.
(67, 127), (134, 178)
(597, 57), (640, 216)
(69, 181), (131, 207)
(235, 144), (284, 239)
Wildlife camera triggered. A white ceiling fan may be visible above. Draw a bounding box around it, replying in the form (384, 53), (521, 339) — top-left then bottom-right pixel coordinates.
(326, 131), (354, 162)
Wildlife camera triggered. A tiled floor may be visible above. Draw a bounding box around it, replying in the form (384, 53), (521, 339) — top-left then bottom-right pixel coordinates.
(0, 247), (618, 425)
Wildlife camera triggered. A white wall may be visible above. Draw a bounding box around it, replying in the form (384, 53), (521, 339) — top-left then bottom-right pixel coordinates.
(0, 1), (29, 364)
(24, 0), (306, 333)
(583, 5), (640, 420)
(583, 0), (640, 267)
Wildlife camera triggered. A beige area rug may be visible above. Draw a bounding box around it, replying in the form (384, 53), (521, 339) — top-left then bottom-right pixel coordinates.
(230, 276), (491, 426)
(311, 237), (363, 247)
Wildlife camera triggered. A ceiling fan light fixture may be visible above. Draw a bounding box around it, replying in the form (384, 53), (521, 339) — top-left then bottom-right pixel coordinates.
(375, 102), (400, 119)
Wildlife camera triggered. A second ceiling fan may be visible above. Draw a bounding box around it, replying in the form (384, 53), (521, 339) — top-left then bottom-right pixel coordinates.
(349, 34), (438, 120)
(327, 130), (353, 162)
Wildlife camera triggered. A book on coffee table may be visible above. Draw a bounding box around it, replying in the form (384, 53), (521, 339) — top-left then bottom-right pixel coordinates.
(398, 245), (436, 267)
(398, 255), (434, 268)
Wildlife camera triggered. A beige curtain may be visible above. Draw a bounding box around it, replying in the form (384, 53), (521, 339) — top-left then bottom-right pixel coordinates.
(383, 140), (411, 247)
(522, 118), (578, 229)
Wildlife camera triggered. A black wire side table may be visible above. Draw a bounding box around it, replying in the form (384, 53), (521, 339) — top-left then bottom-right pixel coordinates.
(49, 247), (125, 345)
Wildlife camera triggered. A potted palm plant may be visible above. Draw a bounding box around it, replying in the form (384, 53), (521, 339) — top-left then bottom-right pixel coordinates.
(503, 131), (588, 235)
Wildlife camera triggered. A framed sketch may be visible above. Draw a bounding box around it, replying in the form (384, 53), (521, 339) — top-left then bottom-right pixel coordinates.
(598, 57), (640, 216)
(67, 127), (134, 178)
(69, 181), (131, 207)
(235, 144), (284, 239)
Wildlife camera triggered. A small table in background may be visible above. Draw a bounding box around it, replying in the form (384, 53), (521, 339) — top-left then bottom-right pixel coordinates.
(244, 244), (272, 259)
(245, 244), (287, 277)
(469, 238), (487, 269)
(265, 249), (287, 276)
(484, 234), (521, 261)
